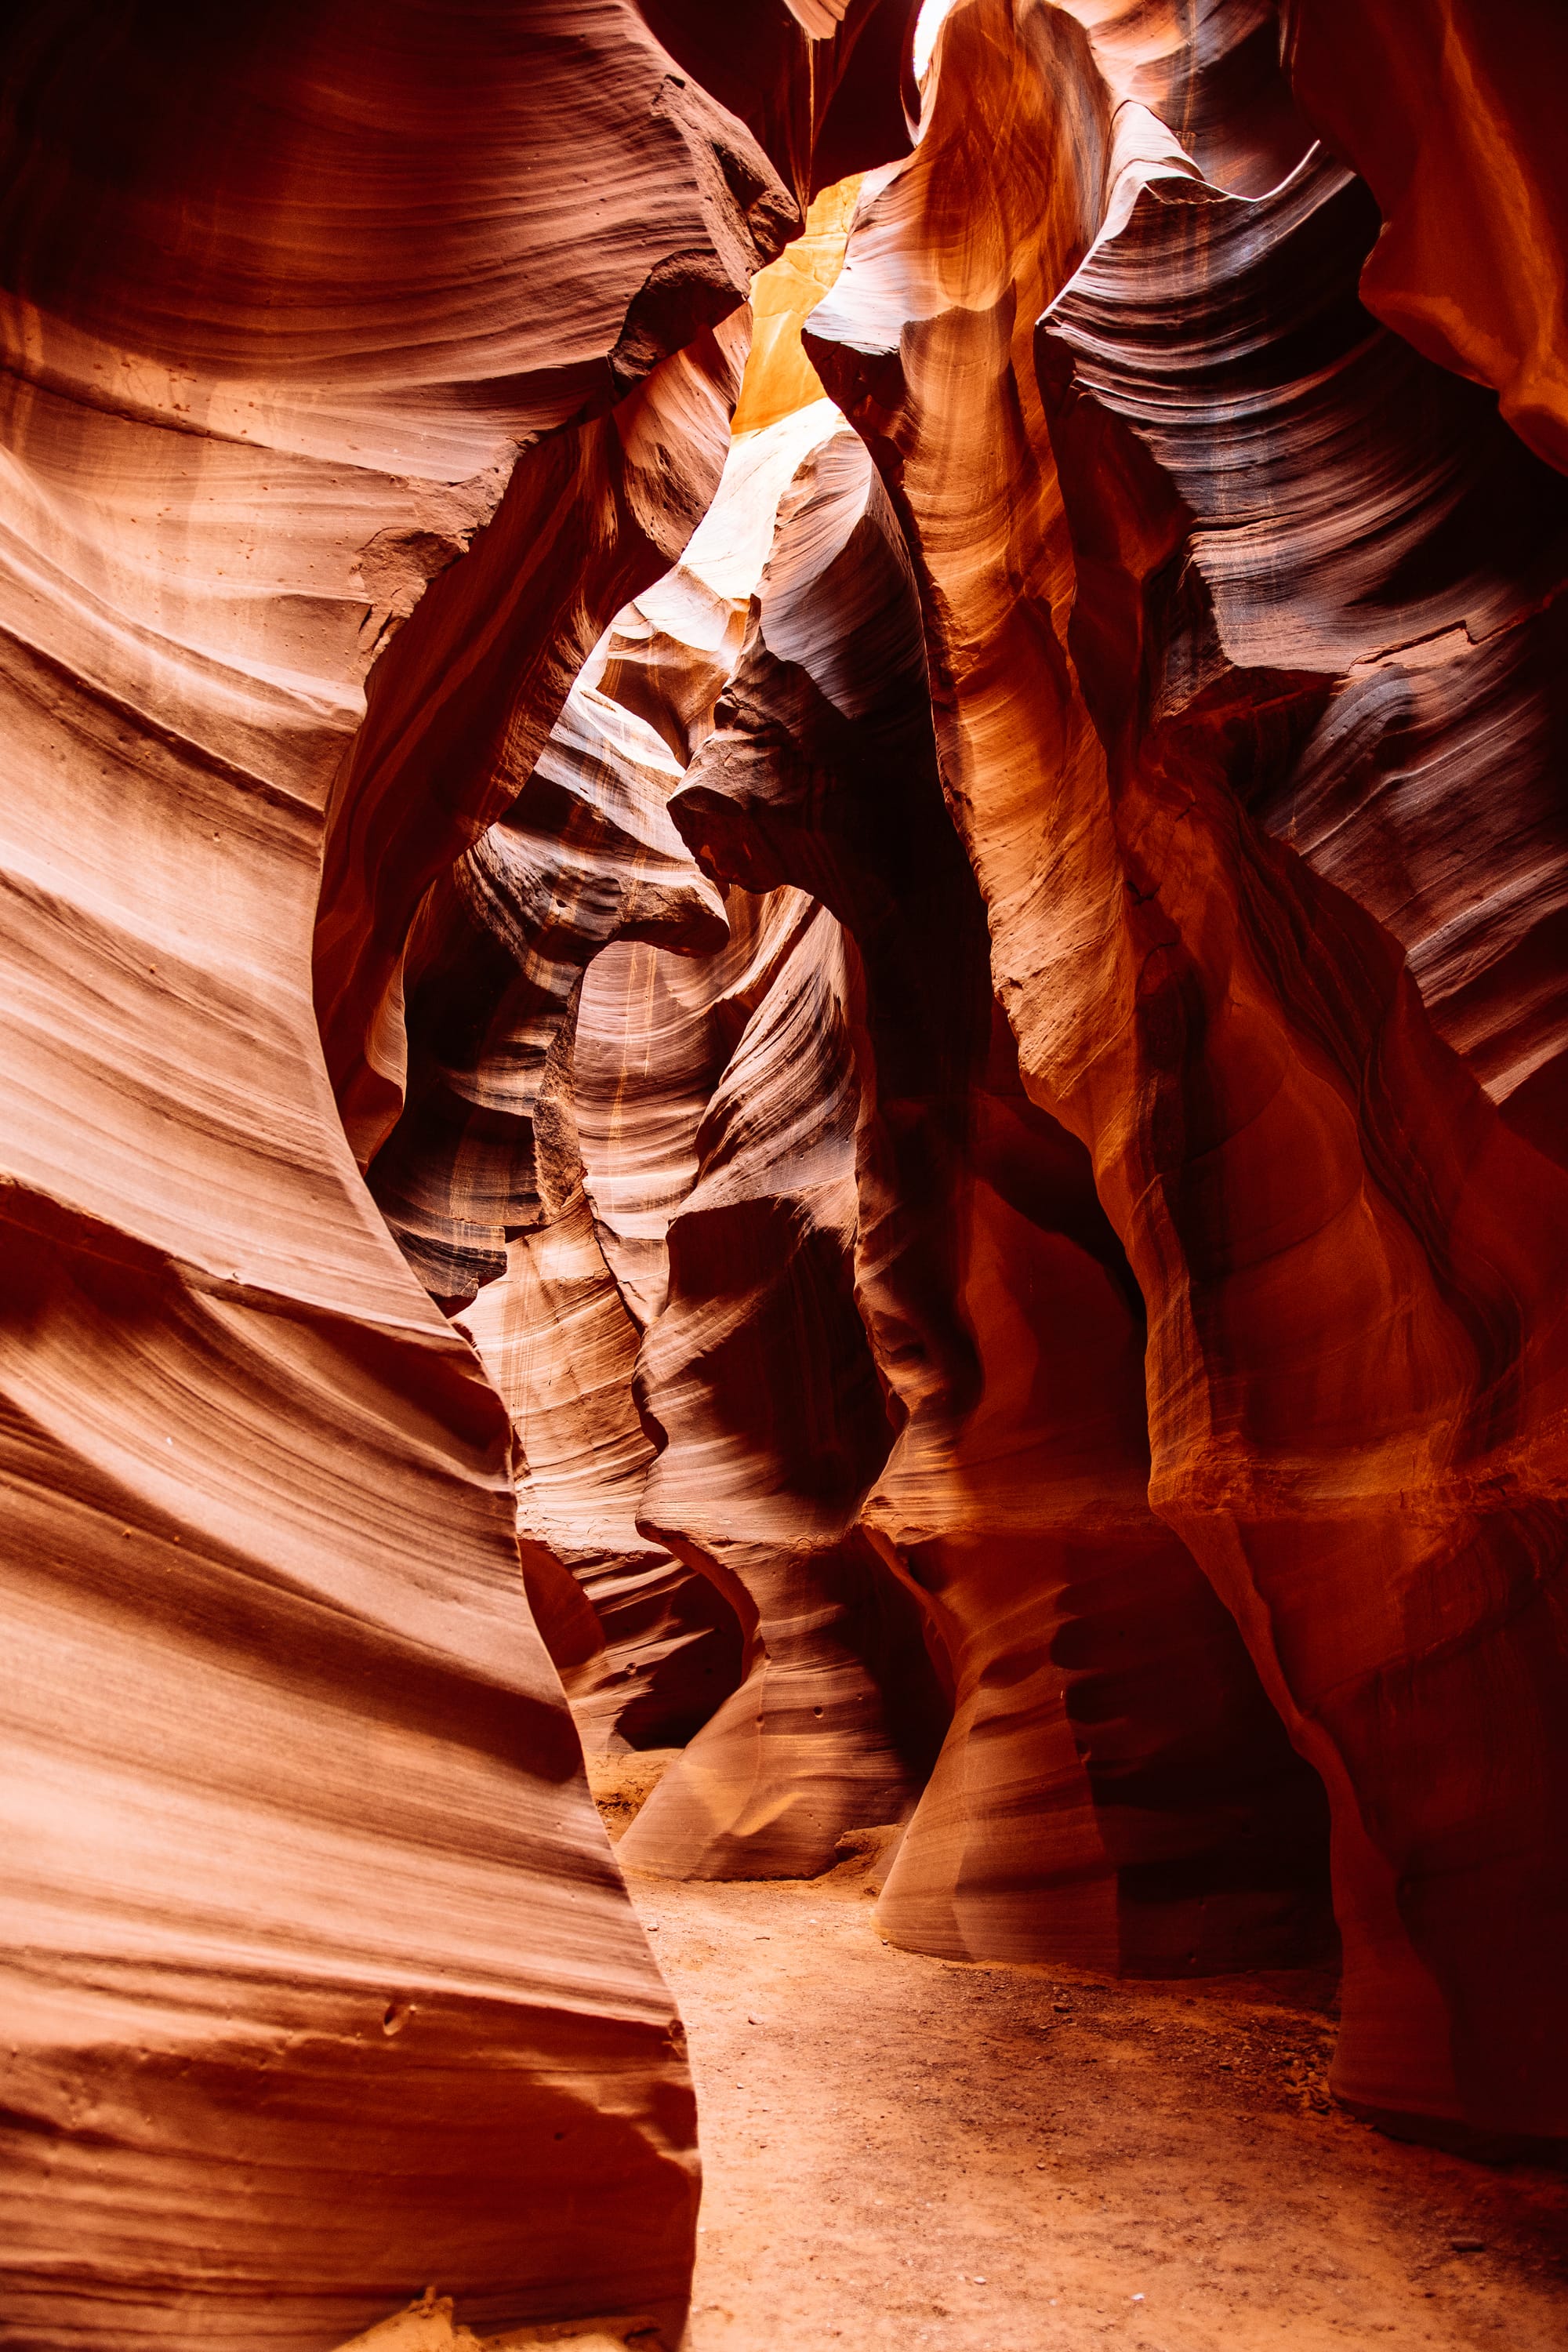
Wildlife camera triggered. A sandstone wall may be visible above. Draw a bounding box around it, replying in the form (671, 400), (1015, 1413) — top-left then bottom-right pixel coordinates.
(0, 4), (916, 2342)
(4, 7), (1564, 2345)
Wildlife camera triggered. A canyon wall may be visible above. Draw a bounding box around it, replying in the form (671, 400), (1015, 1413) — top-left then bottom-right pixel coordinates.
(2, 2), (1564, 2347)
(0, 4), (916, 2345)
(439, 0), (1568, 2143)
(806, 0), (1568, 2137)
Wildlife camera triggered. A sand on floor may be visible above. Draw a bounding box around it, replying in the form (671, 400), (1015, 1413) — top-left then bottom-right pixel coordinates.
(626, 1851), (1567, 2352)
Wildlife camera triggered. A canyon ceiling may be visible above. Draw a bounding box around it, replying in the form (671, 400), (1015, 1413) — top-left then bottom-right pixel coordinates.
(1, 2), (1565, 2347)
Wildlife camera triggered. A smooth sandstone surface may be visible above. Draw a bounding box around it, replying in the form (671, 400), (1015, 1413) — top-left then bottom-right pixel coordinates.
(4, 2), (1566, 2346)
(808, 0), (1568, 2135)
(668, 407), (1330, 1962)
(0, 5), (915, 2346)
(1281, 0), (1568, 477)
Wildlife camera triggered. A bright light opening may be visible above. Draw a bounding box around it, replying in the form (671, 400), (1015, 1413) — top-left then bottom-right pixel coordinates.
(913, 0), (960, 82)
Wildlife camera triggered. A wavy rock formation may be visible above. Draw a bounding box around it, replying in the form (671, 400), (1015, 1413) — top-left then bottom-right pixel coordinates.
(469, 410), (949, 1867)
(459, 1164), (746, 1758)
(668, 397), (1329, 1960)
(0, 4), (920, 2343)
(732, 178), (866, 435)
(614, 880), (950, 1878)
(368, 676), (731, 1312)
(1280, 0), (1568, 476)
(413, 194), (963, 1845)
(443, 405), (854, 1762)
(644, 0), (920, 207)
(808, 0), (1568, 2138)
(6, 5), (1566, 2342)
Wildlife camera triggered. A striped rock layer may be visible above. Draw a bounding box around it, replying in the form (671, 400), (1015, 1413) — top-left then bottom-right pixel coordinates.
(0, 3), (916, 2346)
(2, 5), (1566, 2347)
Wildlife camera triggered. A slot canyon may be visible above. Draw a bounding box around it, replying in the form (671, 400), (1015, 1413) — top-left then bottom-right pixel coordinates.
(1, 2), (1566, 2348)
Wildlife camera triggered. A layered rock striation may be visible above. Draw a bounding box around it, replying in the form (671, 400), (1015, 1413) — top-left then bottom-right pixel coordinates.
(3, 3), (1565, 2345)
(0, 4), (916, 2345)
(808, 0), (1568, 2137)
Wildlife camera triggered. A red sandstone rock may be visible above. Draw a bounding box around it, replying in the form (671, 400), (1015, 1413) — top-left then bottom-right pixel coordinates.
(368, 673), (729, 1312)
(642, 0), (920, 205)
(615, 880), (949, 1879)
(0, 4), (916, 2343)
(443, 406), (852, 1759)
(672, 401), (1330, 1963)
(809, 0), (1568, 2136)
(5, 10), (1566, 2346)
(1280, 0), (1568, 477)
(314, 314), (753, 1168)
(459, 1173), (745, 1756)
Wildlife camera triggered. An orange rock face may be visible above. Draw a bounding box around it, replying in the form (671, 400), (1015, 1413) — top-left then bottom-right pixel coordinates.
(0, 4), (913, 2344)
(666, 405), (1331, 1958)
(3, 0), (1565, 2341)
(808, 0), (1568, 2136)
(1280, 0), (1568, 477)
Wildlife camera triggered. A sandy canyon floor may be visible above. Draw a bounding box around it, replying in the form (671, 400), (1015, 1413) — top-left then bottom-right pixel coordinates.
(617, 1849), (1566, 2352)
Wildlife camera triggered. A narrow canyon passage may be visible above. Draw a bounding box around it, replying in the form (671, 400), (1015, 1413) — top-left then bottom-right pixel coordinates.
(5, 2), (1568, 2343)
(623, 1867), (1568, 2350)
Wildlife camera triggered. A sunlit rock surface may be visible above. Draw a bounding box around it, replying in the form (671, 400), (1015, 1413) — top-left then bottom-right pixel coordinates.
(0, 3), (913, 2344)
(3, 5), (1565, 2346)
(673, 399), (1330, 1962)
(808, 0), (1568, 2137)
